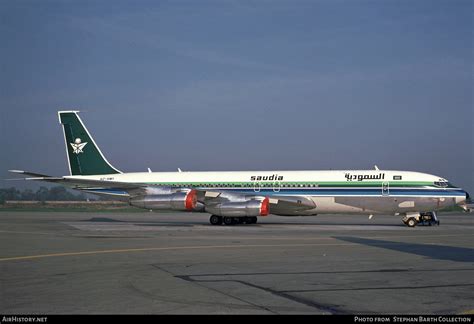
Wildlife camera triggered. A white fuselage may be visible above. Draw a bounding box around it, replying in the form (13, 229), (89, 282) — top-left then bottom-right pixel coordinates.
(69, 170), (467, 216)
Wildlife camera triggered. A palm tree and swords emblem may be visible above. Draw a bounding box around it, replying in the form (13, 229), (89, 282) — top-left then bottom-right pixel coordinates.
(70, 138), (87, 154)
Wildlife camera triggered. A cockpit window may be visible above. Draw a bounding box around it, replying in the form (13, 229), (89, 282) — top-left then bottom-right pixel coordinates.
(434, 181), (450, 188)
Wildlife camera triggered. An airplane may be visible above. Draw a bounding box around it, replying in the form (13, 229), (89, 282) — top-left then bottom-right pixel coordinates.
(9, 111), (470, 227)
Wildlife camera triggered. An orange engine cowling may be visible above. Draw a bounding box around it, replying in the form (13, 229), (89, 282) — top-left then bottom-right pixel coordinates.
(260, 197), (269, 216)
(130, 190), (197, 211)
(205, 198), (270, 217)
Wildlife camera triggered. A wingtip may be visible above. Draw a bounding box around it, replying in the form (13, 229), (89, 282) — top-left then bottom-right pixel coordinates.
(8, 170), (25, 174)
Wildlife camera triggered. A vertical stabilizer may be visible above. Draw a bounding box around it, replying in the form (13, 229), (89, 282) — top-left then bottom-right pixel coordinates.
(58, 111), (122, 175)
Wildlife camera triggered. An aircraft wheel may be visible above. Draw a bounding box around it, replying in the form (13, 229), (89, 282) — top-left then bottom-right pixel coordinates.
(251, 216), (258, 224)
(223, 217), (234, 226)
(210, 215), (222, 225)
(406, 218), (417, 227)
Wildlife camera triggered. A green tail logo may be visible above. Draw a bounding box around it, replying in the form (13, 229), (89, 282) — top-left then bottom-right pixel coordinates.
(58, 111), (122, 176)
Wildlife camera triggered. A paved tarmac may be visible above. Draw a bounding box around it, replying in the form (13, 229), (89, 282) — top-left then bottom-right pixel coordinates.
(0, 211), (473, 314)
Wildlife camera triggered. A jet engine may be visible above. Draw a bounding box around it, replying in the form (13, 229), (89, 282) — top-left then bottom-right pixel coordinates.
(205, 197), (269, 217)
(130, 189), (197, 211)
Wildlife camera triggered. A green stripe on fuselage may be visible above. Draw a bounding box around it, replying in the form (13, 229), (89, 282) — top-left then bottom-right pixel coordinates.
(143, 181), (435, 187)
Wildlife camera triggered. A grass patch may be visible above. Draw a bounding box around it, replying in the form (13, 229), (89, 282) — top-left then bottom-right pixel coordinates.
(0, 207), (146, 213)
(0, 201), (146, 213)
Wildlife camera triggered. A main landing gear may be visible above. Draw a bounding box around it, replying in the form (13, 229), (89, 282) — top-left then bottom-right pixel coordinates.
(209, 215), (258, 225)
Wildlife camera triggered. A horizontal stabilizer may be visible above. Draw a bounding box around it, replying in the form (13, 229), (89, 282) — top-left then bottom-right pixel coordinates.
(5, 177), (63, 181)
(8, 170), (53, 178)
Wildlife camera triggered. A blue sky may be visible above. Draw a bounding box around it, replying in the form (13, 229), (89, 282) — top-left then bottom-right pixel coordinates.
(0, 0), (472, 193)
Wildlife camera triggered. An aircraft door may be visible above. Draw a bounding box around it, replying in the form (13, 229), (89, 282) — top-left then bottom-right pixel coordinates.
(382, 182), (390, 196)
(253, 181), (261, 192)
(273, 181), (281, 192)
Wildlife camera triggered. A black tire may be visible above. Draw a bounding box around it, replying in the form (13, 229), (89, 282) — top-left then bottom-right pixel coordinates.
(251, 217), (258, 224)
(407, 218), (417, 227)
(210, 215), (222, 225)
(223, 217), (234, 225)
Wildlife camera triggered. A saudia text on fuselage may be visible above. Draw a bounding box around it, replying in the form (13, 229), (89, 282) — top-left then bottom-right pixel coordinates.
(250, 174), (284, 181)
(345, 173), (385, 181)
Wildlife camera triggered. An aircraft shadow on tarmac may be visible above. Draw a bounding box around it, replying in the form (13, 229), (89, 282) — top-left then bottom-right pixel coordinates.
(257, 222), (402, 226)
(335, 236), (474, 263)
(84, 217), (198, 226)
(83, 217), (412, 228)
(85, 217), (125, 222)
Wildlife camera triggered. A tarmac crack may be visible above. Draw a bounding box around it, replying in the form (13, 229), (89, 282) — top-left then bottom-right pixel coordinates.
(174, 274), (344, 314)
(280, 283), (474, 293)
(152, 266), (474, 314)
(175, 268), (474, 277)
(151, 264), (277, 314)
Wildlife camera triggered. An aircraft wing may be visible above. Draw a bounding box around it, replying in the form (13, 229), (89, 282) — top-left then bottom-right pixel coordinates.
(7, 170), (316, 212)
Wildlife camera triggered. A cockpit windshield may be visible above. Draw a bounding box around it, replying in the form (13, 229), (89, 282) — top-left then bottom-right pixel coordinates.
(434, 181), (451, 188)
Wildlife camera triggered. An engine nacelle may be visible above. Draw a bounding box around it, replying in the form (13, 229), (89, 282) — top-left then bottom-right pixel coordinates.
(130, 190), (197, 211)
(206, 197), (269, 217)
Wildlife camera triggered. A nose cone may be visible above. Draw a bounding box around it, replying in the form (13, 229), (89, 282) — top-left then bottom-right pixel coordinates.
(459, 191), (472, 212)
(456, 190), (470, 205)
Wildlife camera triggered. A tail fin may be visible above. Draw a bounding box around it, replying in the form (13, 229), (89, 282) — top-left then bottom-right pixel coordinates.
(58, 111), (122, 175)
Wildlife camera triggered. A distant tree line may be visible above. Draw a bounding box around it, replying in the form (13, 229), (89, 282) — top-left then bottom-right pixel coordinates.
(0, 186), (93, 204)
